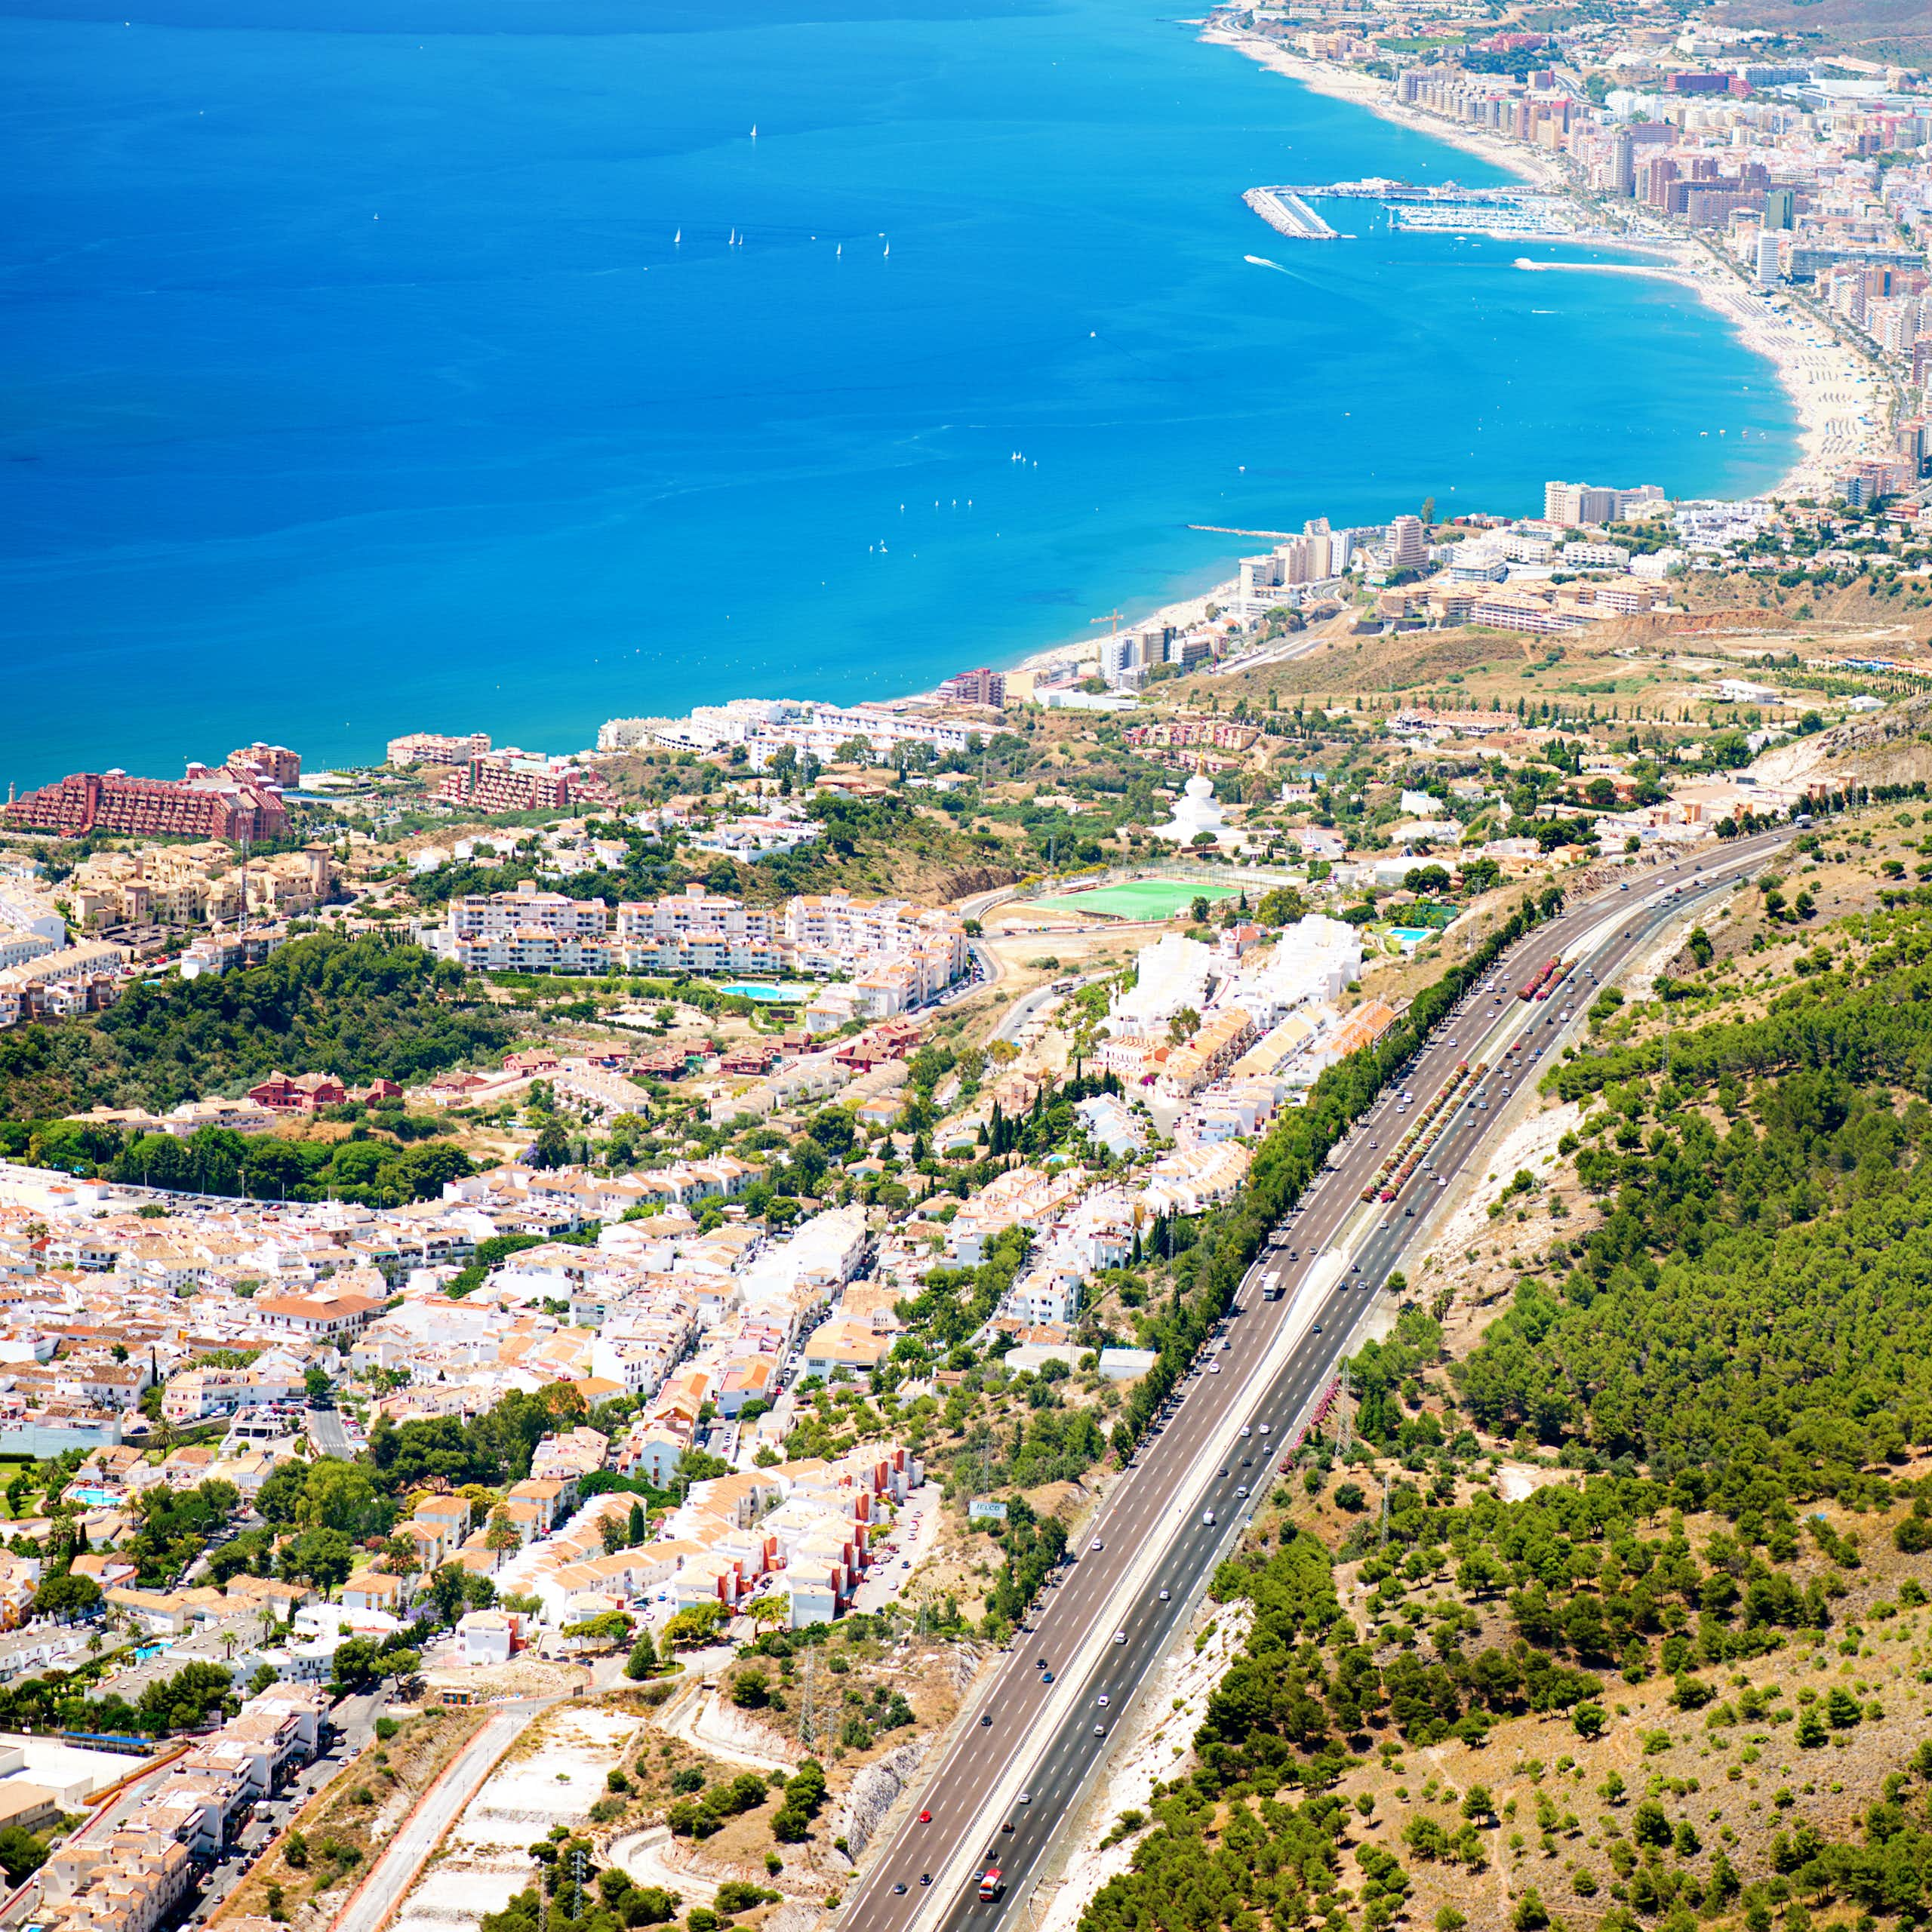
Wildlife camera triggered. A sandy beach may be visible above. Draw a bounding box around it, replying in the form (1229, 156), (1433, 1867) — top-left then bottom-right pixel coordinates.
(1201, 26), (1563, 189)
(1014, 575), (1240, 678)
(1512, 250), (1890, 497)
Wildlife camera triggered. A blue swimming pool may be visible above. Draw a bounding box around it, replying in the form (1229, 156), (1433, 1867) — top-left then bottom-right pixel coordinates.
(719, 983), (809, 1003)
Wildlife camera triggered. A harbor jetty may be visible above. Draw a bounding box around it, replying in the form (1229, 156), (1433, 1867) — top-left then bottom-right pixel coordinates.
(1243, 187), (1337, 239)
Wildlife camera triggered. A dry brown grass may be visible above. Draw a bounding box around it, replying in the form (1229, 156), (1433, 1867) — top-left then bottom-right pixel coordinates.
(1299, 1495), (1932, 1932)
(210, 1706), (488, 1932)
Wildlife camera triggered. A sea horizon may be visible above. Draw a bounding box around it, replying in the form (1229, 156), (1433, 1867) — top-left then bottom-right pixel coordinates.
(0, 0), (1798, 789)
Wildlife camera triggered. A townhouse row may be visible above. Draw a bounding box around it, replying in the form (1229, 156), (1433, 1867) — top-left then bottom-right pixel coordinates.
(44, 1685), (328, 1932)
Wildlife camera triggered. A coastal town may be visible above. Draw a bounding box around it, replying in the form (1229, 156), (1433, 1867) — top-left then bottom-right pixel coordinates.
(0, 438), (1928, 1932)
(1205, 0), (1930, 505)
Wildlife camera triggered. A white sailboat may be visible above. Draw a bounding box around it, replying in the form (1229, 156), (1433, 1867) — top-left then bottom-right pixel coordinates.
(883, 240), (890, 257)
(674, 228), (681, 247)
(728, 226), (737, 246)
(750, 123), (758, 139)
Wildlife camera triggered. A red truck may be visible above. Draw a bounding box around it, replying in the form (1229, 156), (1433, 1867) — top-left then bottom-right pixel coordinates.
(980, 1867), (1004, 1902)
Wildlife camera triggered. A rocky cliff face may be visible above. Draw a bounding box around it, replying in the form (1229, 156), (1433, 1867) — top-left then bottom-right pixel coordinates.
(836, 1737), (928, 1860)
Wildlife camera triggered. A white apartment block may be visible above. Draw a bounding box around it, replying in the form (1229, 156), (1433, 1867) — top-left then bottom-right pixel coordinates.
(1562, 541), (1632, 569)
(635, 698), (971, 768)
(614, 884), (786, 977)
(429, 880), (963, 996)
(782, 892), (969, 995)
(448, 930), (614, 974)
(448, 881), (610, 941)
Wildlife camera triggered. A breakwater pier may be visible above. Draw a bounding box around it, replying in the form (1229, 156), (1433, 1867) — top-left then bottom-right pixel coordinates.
(1243, 187), (1338, 238)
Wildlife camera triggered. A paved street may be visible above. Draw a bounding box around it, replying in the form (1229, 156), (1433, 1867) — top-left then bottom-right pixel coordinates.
(306, 1407), (354, 1458)
(329, 1699), (550, 1932)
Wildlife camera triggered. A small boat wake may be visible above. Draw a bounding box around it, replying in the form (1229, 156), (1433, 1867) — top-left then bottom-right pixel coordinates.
(1244, 253), (1291, 273)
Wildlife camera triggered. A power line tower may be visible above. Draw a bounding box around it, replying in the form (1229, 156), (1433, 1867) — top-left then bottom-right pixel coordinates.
(568, 1847), (588, 1921)
(1337, 1360), (1353, 1455)
(1378, 1474), (1391, 1548)
(800, 1644), (818, 1747)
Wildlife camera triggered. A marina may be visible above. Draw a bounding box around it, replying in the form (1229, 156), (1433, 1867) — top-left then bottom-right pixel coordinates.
(1247, 177), (1598, 241)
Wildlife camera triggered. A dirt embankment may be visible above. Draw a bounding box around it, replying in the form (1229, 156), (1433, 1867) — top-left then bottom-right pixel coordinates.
(211, 1706), (490, 1932)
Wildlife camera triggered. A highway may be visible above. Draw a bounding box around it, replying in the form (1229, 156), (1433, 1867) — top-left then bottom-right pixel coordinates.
(839, 829), (1789, 1932)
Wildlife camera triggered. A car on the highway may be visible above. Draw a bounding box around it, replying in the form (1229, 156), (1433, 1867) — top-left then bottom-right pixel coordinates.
(1237, 1485), (1249, 1498)
(894, 1882), (908, 1894)
(1018, 1791), (1032, 1804)
(1097, 1693), (1109, 1706)
(1208, 1361), (1220, 1373)
(1091, 1537), (1104, 1551)
(1093, 1724), (1107, 1737)
(1042, 1670), (1054, 1682)
(1158, 1588), (1170, 1601)
(919, 1809), (932, 1822)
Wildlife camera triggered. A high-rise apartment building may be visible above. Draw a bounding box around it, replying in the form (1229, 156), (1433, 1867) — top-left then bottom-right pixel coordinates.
(1542, 481), (1644, 527)
(935, 667), (1006, 708)
(1387, 514), (1429, 570)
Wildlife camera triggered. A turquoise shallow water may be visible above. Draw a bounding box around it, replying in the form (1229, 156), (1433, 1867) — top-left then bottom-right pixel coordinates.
(0, 0), (1795, 786)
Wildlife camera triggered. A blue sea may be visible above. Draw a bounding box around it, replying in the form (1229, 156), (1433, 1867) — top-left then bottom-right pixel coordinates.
(1, 0), (1795, 787)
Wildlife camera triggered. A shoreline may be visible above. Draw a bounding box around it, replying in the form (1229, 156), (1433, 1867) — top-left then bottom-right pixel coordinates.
(1507, 250), (1887, 500)
(1198, 27), (1561, 189)
(1205, 25), (1890, 505)
(1001, 26), (1893, 686)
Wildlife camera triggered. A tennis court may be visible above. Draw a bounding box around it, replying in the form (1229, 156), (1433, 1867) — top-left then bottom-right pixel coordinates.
(1044, 878), (1241, 921)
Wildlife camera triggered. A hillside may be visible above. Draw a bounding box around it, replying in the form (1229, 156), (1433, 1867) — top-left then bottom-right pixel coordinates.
(0, 931), (512, 1118)
(1080, 813), (1932, 1932)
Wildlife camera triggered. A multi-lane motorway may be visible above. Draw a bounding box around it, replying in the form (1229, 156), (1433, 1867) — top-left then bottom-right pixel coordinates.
(841, 829), (1790, 1932)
